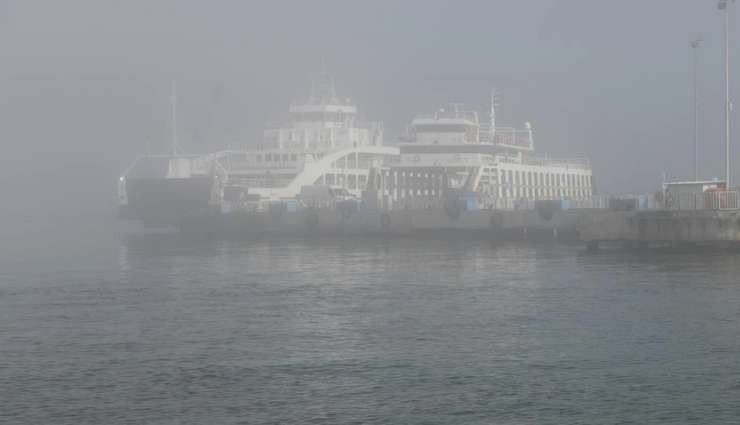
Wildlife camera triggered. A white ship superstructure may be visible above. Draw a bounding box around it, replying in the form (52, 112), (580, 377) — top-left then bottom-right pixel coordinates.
(373, 97), (593, 209)
(213, 71), (397, 204)
(119, 72), (398, 223)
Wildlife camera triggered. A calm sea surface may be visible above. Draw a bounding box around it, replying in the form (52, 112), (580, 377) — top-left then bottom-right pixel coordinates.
(2, 216), (740, 424)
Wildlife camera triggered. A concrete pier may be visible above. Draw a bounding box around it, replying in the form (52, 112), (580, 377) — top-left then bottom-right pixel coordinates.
(577, 210), (740, 249)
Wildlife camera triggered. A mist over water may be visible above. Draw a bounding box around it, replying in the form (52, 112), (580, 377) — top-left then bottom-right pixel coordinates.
(2, 225), (740, 424)
(4, 1), (740, 423)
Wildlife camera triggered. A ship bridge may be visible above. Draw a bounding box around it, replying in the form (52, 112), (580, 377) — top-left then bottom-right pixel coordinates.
(288, 71), (358, 126)
(263, 71), (382, 151)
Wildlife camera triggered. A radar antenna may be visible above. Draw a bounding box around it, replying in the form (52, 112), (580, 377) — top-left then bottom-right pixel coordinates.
(490, 89), (498, 139)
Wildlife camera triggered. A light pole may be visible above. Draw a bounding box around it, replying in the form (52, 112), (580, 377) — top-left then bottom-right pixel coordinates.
(719, 0), (734, 189)
(691, 38), (702, 181)
(171, 81), (179, 156)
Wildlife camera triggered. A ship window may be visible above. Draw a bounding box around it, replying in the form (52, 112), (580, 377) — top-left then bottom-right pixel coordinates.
(265, 154), (272, 162)
(291, 153), (298, 162)
(256, 155), (262, 162)
(282, 153), (289, 162)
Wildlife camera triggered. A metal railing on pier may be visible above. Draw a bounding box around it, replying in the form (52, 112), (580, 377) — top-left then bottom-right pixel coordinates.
(664, 191), (740, 211)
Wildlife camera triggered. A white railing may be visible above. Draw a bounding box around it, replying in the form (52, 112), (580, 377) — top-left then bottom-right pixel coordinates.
(522, 157), (591, 170)
(492, 129), (533, 150)
(665, 191), (740, 211)
(414, 110), (479, 122)
(604, 191), (740, 211)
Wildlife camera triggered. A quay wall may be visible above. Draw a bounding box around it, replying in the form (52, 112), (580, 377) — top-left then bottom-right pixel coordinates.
(577, 210), (740, 244)
(180, 207), (595, 240)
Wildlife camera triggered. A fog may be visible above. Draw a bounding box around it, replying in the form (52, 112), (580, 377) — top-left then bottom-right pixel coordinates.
(5, 4), (740, 423)
(0, 0), (737, 218)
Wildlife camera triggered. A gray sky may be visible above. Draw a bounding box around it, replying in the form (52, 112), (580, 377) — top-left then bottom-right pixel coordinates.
(1, 0), (737, 216)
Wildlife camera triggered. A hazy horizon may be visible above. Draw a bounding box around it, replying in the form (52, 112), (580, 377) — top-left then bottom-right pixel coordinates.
(1, 0), (738, 218)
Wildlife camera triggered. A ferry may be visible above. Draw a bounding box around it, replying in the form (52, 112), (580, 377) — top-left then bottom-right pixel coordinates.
(118, 74), (594, 231)
(370, 98), (594, 212)
(118, 71), (397, 225)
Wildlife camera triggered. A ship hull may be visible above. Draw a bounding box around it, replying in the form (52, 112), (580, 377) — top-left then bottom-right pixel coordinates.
(170, 207), (585, 242)
(119, 176), (218, 227)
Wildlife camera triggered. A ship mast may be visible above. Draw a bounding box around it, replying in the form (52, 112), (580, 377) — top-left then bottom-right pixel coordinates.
(490, 89), (497, 141)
